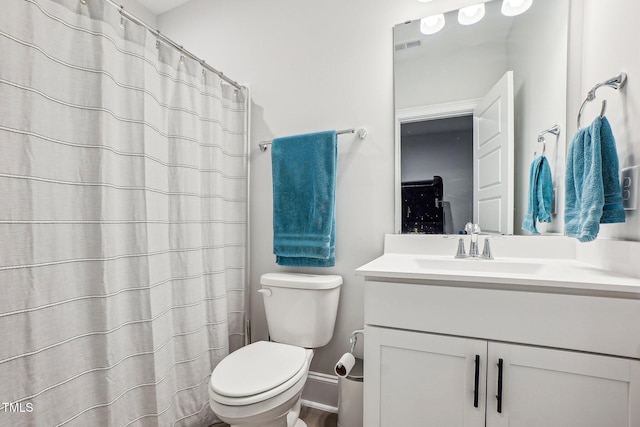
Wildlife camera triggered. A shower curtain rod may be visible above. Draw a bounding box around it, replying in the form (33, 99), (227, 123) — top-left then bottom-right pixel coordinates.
(258, 128), (368, 152)
(101, 0), (243, 90)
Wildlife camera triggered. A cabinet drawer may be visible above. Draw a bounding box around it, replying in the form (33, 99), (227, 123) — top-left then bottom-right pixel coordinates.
(365, 280), (640, 359)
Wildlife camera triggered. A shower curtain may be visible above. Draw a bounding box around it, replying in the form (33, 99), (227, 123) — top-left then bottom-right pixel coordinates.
(0, 0), (247, 425)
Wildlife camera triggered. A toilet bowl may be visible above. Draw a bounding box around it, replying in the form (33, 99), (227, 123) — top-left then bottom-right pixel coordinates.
(208, 273), (342, 427)
(209, 341), (313, 427)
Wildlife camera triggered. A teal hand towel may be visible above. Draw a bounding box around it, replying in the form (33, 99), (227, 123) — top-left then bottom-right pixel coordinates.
(522, 155), (553, 234)
(272, 130), (337, 267)
(565, 116), (625, 242)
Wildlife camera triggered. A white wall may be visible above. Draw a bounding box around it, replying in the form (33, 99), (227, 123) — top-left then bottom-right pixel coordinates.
(157, 0), (640, 407)
(507, 0), (569, 234)
(158, 0), (446, 407)
(394, 24), (508, 110)
(574, 0), (640, 241)
(119, 0), (157, 28)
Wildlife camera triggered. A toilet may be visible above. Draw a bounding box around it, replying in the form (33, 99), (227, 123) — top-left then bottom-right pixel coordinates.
(209, 272), (343, 427)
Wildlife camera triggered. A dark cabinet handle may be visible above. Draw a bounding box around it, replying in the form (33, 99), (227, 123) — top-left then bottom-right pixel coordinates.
(473, 354), (480, 408)
(496, 358), (504, 413)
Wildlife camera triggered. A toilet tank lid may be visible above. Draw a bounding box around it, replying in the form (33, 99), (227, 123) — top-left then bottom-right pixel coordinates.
(260, 273), (342, 289)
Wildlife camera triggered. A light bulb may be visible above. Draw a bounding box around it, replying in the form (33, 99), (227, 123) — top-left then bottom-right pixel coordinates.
(501, 0), (533, 16)
(458, 3), (486, 26)
(420, 14), (445, 35)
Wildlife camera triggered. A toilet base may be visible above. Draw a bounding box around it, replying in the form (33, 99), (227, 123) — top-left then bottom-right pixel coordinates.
(228, 417), (306, 427)
(221, 394), (305, 427)
(286, 399), (305, 427)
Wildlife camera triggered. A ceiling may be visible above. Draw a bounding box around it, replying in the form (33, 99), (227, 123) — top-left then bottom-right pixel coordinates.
(136, 0), (191, 15)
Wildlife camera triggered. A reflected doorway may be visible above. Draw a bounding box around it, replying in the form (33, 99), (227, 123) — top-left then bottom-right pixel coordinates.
(401, 115), (473, 234)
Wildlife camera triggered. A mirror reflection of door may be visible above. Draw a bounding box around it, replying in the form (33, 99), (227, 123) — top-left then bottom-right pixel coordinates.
(401, 116), (473, 234)
(473, 71), (514, 235)
(399, 71), (514, 235)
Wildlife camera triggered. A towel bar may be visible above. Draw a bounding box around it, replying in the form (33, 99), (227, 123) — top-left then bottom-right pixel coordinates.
(258, 128), (367, 152)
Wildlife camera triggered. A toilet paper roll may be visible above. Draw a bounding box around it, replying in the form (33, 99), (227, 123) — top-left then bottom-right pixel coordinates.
(334, 352), (356, 378)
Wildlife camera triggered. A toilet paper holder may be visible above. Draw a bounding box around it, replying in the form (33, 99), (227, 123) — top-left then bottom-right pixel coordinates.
(335, 329), (364, 378)
(348, 329), (364, 354)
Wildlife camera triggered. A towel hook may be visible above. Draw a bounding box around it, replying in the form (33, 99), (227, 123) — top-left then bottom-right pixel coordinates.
(537, 134), (547, 157)
(577, 72), (627, 129)
(536, 124), (560, 157)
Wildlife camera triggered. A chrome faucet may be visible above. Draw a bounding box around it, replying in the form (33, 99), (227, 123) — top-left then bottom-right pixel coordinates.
(455, 222), (493, 259)
(467, 222), (481, 257)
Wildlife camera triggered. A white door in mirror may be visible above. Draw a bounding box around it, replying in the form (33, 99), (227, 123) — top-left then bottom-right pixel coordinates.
(473, 71), (514, 234)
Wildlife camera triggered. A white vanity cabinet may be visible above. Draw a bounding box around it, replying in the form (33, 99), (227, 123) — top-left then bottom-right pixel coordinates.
(485, 342), (640, 427)
(366, 325), (640, 426)
(362, 279), (640, 427)
(365, 327), (487, 426)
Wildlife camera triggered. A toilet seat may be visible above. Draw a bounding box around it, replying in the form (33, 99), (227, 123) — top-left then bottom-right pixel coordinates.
(210, 341), (311, 406)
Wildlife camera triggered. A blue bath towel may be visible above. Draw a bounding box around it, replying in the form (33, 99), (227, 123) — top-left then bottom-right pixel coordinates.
(522, 155), (553, 234)
(565, 116), (625, 242)
(272, 130), (337, 267)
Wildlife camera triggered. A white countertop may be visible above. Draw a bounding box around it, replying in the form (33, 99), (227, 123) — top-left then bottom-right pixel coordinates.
(355, 235), (640, 298)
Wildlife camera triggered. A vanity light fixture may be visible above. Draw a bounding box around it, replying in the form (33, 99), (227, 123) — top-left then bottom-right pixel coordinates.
(501, 0), (533, 16)
(458, 3), (486, 25)
(420, 14), (445, 35)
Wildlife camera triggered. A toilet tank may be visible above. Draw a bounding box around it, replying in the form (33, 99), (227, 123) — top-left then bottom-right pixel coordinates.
(260, 273), (342, 348)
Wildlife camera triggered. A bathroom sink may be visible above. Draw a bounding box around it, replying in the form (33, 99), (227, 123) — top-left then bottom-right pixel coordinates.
(413, 257), (544, 275)
(355, 235), (640, 298)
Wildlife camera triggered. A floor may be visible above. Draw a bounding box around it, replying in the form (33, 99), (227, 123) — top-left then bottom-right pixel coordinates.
(299, 406), (338, 427)
(211, 406), (338, 427)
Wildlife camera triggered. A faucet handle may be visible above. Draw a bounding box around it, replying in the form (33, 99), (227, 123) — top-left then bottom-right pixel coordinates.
(455, 237), (468, 258)
(481, 239), (493, 260)
(481, 236), (496, 260)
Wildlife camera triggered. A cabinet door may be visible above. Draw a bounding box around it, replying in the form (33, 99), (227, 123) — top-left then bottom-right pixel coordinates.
(486, 342), (640, 427)
(364, 326), (487, 427)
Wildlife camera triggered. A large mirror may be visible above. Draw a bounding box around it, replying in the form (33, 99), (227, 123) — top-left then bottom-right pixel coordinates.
(394, 0), (569, 235)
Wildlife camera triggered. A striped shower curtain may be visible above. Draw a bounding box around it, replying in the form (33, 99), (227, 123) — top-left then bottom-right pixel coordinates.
(0, 0), (247, 425)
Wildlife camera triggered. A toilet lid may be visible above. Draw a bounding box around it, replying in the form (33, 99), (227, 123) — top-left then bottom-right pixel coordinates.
(211, 341), (307, 398)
